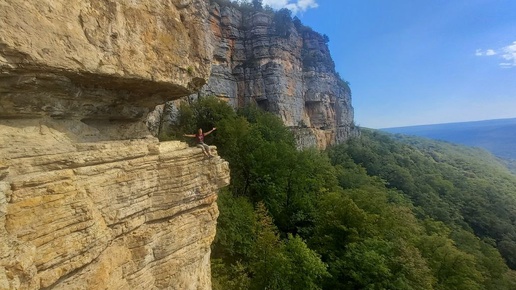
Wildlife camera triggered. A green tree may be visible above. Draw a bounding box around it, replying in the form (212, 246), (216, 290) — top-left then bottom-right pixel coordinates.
(168, 99), (516, 289)
(284, 234), (328, 290)
(249, 202), (289, 290)
(212, 189), (256, 260)
(273, 8), (292, 37)
(252, 0), (263, 9)
(212, 259), (250, 290)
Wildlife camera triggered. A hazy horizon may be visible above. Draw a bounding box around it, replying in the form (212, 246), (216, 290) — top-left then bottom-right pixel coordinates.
(377, 116), (516, 130)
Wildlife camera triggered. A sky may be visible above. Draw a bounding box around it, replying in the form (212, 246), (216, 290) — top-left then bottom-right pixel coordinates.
(255, 0), (516, 128)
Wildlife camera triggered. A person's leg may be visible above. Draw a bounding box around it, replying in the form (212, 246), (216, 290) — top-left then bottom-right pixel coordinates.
(197, 144), (209, 156)
(203, 144), (212, 157)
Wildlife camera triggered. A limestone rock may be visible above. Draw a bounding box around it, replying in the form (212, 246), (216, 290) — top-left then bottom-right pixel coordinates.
(0, 1), (231, 289)
(151, 4), (358, 148)
(0, 120), (230, 289)
(0, 0), (212, 121)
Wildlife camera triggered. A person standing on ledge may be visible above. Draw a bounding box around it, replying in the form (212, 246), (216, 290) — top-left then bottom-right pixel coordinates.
(184, 127), (217, 157)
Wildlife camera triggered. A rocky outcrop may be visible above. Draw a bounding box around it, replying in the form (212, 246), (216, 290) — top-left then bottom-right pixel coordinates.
(0, 0), (230, 289)
(1, 0), (211, 122)
(1, 0), (358, 288)
(153, 3), (357, 148)
(0, 126), (229, 289)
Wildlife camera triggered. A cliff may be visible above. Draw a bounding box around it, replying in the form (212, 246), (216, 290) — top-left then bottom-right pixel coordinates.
(0, 1), (229, 289)
(153, 2), (357, 148)
(0, 135), (229, 290)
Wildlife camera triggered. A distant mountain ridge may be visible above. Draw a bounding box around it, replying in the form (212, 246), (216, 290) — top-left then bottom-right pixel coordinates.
(381, 118), (516, 162)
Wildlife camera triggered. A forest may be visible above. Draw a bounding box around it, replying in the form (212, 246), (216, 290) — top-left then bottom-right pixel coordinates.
(164, 97), (516, 289)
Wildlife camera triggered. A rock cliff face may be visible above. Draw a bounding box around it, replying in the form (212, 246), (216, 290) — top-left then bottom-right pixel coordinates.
(0, 131), (229, 290)
(1, 0), (212, 122)
(0, 1), (229, 289)
(153, 3), (357, 148)
(1, 0), (358, 288)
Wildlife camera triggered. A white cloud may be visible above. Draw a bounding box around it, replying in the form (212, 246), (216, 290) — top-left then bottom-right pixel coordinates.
(485, 49), (497, 56)
(500, 41), (516, 67)
(232, 0), (319, 14)
(296, 0), (319, 11)
(261, 0), (288, 9)
(475, 48), (496, 56)
(476, 41), (516, 68)
(243, 0), (318, 14)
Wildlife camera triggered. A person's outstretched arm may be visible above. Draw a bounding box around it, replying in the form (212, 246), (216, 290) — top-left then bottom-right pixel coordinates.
(183, 133), (196, 137)
(204, 127), (217, 136)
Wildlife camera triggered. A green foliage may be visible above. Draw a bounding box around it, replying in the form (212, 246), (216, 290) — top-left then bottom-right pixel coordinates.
(417, 225), (484, 290)
(335, 71), (351, 91)
(342, 129), (516, 271)
(340, 238), (432, 290)
(237, 1), (255, 13)
(310, 185), (436, 289)
(251, 0), (263, 10)
(212, 189), (256, 260)
(212, 259), (250, 290)
(166, 96), (236, 144)
(249, 202), (290, 290)
(247, 203), (329, 290)
(273, 8), (292, 37)
(163, 99), (516, 289)
(186, 66), (194, 74)
(210, 0), (237, 9)
(212, 196), (328, 290)
(209, 0), (279, 19)
(293, 16), (314, 34)
(284, 234), (329, 290)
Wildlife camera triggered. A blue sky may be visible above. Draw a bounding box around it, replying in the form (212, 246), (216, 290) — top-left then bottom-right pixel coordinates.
(259, 0), (516, 128)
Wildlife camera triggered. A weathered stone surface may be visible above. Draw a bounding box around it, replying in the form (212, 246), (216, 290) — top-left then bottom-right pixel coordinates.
(1, 0), (212, 121)
(1, 0), (358, 288)
(0, 120), (230, 289)
(0, 1), (231, 289)
(152, 4), (358, 148)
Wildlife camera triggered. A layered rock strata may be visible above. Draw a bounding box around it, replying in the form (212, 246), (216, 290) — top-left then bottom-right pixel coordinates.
(0, 0), (230, 289)
(153, 3), (358, 148)
(0, 0), (212, 123)
(0, 126), (229, 289)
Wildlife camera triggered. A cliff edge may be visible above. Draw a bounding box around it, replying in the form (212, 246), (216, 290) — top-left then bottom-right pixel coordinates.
(0, 1), (229, 289)
(152, 2), (358, 148)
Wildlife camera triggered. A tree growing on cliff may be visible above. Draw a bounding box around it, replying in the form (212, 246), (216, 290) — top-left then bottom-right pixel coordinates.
(252, 0), (263, 10)
(273, 8), (293, 37)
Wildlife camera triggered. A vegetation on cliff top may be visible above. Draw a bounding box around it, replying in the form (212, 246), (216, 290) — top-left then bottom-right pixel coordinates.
(209, 0), (347, 85)
(164, 97), (516, 289)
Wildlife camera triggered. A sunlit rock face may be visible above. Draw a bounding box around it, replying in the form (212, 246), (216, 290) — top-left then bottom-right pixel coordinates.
(152, 3), (357, 149)
(0, 0), (213, 122)
(0, 1), (230, 289)
(0, 131), (229, 289)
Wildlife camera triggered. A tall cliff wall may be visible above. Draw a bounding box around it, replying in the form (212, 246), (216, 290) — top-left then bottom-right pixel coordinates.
(0, 1), (229, 289)
(153, 3), (357, 148)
